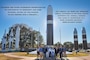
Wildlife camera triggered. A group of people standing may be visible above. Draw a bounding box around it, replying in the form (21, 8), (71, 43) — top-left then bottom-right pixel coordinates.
(37, 45), (67, 60)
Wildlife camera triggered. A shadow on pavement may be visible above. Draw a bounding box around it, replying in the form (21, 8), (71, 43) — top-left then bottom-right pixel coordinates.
(35, 58), (69, 60)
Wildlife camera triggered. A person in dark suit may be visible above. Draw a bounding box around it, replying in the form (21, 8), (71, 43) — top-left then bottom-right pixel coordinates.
(62, 45), (67, 60)
(54, 46), (59, 57)
(59, 45), (63, 59)
(62, 45), (67, 56)
(37, 45), (40, 59)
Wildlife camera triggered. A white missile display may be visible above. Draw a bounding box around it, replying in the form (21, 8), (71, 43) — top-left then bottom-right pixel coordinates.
(9, 28), (13, 49)
(2, 30), (7, 50)
(15, 26), (20, 50)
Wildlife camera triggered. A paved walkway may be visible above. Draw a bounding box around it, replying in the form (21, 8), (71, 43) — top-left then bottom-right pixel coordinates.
(68, 56), (90, 60)
(4, 53), (37, 60)
(4, 53), (90, 60)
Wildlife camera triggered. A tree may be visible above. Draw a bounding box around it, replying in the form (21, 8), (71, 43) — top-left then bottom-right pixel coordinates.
(63, 42), (74, 50)
(39, 35), (44, 45)
(19, 40), (24, 51)
(54, 42), (62, 46)
(0, 42), (1, 49)
(78, 43), (83, 49)
(35, 31), (44, 47)
(1, 24), (44, 49)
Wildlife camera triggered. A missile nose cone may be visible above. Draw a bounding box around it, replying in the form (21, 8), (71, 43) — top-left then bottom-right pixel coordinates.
(47, 5), (53, 15)
(17, 26), (20, 30)
(10, 28), (13, 36)
(82, 27), (86, 33)
(74, 28), (77, 34)
(4, 30), (7, 37)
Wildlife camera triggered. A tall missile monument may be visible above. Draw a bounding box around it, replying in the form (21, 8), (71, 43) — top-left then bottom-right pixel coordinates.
(82, 27), (87, 50)
(47, 5), (53, 45)
(74, 28), (78, 50)
(9, 28), (13, 49)
(15, 26), (20, 50)
(2, 30), (7, 50)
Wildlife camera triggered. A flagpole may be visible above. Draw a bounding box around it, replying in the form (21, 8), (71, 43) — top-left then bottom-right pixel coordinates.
(60, 28), (61, 45)
(38, 28), (40, 46)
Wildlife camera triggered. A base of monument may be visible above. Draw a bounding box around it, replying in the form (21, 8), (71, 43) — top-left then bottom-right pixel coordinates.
(35, 58), (69, 60)
(0, 49), (20, 53)
(1, 50), (7, 53)
(45, 45), (54, 47)
(43, 57), (56, 60)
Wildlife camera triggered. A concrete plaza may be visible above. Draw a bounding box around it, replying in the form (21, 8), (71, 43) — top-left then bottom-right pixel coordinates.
(3, 53), (90, 60)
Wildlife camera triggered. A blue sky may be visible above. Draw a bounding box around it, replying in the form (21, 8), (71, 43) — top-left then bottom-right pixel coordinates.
(0, 0), (90, 44)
